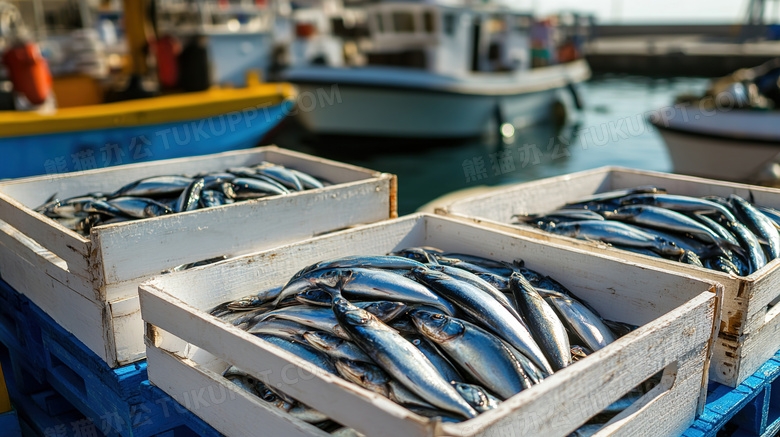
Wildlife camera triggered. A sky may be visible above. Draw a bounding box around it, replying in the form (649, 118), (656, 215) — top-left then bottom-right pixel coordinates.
(506, 0), (780, 24)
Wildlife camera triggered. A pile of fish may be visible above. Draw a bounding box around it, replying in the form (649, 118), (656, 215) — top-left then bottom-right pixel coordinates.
(513, 187), (780, 276)
(210, 249), (641, 435)
(34, 162), (327, 235)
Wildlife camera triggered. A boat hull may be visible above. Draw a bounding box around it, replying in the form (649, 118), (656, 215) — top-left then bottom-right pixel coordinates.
(652, 108), (780, 181)
(293, 84), (561, 138)
(656, 126), (780, 181)
(0, 103), (290, 180)
(287, 60), (590, 139)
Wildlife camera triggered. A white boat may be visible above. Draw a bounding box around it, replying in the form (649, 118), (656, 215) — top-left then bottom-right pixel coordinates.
(284, 1), (591, 139)
(651, 58), (780, 182)
(652, 108), (780, 181)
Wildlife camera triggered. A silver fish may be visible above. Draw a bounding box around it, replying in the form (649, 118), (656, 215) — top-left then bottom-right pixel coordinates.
(621, 193), (737, 222)
(256, 333), (338, 375)
(403, 334), (463, 384)
(452, 382), (501, 413)
(227, 289), (282, 311)
(695, 213), (740, 246)
(291, 256), (427, 281)
(411, 267), (552, 374)
(109, 175), (193, 199)
(607, 205), (725, 244)
(427, 264), (521, 321)
(107, 197), (174, 218)
(332, 297), (477, 418)
(538, 289), (616, 352)
(303, 331), (373, 363)
(254, 306), (351, 340)
(719, 218), (766, 273)
(543, 220), (684, 257)
(731, 194), (780, 259)
(254, 162), (305, 191)
(280, 268), (456, 315)
(510, 273), (571, 371)
(199, 190), (230, 208)
(223, 177), (288, 200)
(290, 169), (325, 190)
(411, 310), (529, 400)
(756, 205), (780, 228)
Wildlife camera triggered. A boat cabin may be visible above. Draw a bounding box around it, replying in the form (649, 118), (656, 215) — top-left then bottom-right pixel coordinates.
(365, 1), (533, 76)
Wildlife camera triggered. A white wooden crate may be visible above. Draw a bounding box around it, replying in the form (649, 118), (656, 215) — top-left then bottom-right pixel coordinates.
(435, 166), (780, 387)
(0, 146), (396, 367)
(138, 214), (719, 437)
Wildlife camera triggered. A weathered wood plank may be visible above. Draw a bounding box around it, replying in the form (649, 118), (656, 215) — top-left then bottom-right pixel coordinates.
(0, 238), (113, 366)
(0, 195), (91, 277)
(146, 344), (333, 437)
(140, 286), (435, 437)
(139, 214), (718, 437)
(95, 177), (392, 292)
(0, 221), (96, 301)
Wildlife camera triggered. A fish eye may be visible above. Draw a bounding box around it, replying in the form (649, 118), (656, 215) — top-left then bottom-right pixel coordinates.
(412, 339), (421, 345)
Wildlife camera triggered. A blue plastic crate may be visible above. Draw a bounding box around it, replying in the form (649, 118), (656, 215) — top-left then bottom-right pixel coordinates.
(0, 278), (222, 437)
(0, 409), (22, 437)
(684, 351), (780, 437)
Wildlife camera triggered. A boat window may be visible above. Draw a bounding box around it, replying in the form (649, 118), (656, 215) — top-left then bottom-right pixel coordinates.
(443, 13), (456, 35)
(376, 12), (384, 32)
(392, 12), (415, 33)
(423, 11), (435, 33)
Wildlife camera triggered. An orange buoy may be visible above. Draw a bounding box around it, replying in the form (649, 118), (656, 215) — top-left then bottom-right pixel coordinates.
(2, 42), (53, 105)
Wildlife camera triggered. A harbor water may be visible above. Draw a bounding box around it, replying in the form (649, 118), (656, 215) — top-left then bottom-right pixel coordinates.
(272, 75), (711, 214)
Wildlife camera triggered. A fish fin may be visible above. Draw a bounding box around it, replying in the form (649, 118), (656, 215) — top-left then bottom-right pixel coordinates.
(511, 213), (540, 222)
(513, 259), (525, 268)
(749, 190), (755, 204)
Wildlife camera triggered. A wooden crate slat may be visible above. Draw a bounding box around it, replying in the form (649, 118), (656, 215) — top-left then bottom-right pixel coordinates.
(139, 214), (719, 437)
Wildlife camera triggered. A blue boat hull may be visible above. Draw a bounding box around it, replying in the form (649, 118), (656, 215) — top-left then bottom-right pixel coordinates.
(0, 101), (291, 180)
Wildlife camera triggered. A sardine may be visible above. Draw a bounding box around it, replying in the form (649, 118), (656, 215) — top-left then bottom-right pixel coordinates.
(254, 162), (305, 191)
(538, 289), (616, 352)
(427, 264), (521, 321)
(256, 333), (338, 375)
(290, 256), (427, 280)
(452, 382), (501, 413)
(411, 267), (552, 374)
(731, 194), (780, 259)
(280, 268), (456, 315)
(109, 175), (193, 199)
(717, 217), (766, 273)
(621, 193), (737, 222)
(607, 205), (725, 244)
(107, 197), (173, 218)
(223, 177), (289, 199)
(255, 306), (350, 339)
(290, 169), (325, 190)
(332, 297), (477, 418)
(199, 190), (229, 208)
(510, 273), (571, 370)
(403, 334), (463, 384)
(411, 310), (529, 399)
(302, 331), (373, 363)
(543, 220), (684, 257)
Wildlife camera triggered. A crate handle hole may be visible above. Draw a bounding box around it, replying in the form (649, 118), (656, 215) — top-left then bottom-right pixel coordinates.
(764, 302), (780, 326)
(577, 361), (678, 436)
